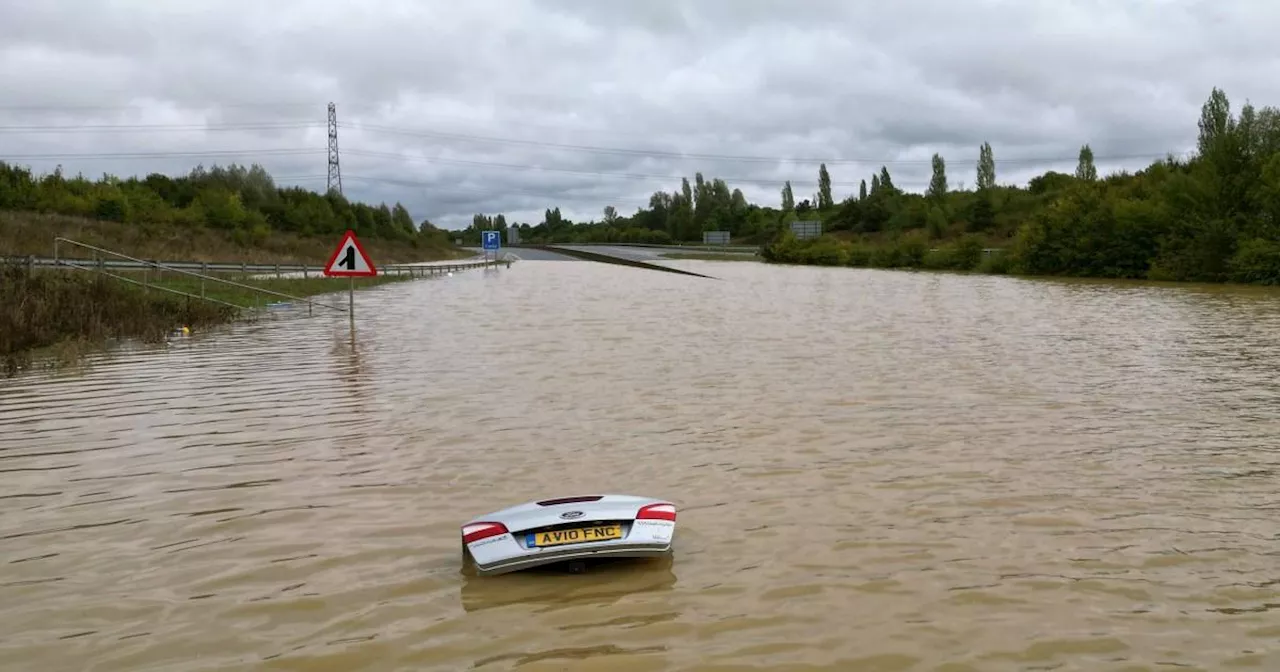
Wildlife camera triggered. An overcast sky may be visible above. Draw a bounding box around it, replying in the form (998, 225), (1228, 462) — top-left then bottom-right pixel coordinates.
(2, 0), (1277, 230)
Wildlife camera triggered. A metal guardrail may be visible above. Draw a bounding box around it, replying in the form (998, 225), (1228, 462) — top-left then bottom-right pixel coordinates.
(528, 242), (761, 253)
(48, 237), (350, 316)
(28, 253), (500, 277)
(6, 237), (507, 316)
(533, 242), (1007, 255)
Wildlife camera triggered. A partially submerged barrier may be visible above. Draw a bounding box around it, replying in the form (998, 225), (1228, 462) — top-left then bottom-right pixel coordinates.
(522, 245), (719, 279)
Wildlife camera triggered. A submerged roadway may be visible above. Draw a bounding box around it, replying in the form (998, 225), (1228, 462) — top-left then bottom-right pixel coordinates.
(462, 243), (757, 263)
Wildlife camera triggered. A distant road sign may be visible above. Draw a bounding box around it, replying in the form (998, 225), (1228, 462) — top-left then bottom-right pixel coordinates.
(482, 230), (501, 251)
(324, 229), (377, 277)
(703, 231), (730, 245)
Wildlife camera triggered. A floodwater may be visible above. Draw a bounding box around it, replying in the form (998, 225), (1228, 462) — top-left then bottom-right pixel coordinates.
(3, 258), (1280, 672)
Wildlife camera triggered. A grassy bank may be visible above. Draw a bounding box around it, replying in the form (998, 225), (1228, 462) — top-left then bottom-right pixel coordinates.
(104, 268), (415, 309)
(658, 252), (761, 261)
(1, 211), (470, 265)
(457, 88), (1280, 288)
(0, 160), (474, 265)
(761, 230), (1013, 274)
(1, 261), (413, 376)
(760, 219), (1280, 285)
(756, 88), (1280, 286)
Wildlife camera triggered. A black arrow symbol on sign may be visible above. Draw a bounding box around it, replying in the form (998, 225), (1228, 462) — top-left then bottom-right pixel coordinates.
(337, 245), (355, 270)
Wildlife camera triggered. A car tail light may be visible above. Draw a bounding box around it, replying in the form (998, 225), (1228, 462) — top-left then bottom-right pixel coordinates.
(636, 503), (676, 521)
(462, 522), (509, 544)
(536, 495), (603, 506)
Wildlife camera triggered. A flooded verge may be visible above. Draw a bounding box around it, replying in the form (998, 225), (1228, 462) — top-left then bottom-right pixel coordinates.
(2, 261), (1279, 671)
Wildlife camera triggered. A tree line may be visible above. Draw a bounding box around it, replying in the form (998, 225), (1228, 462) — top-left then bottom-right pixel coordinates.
(0, 161), (452, 248)
(462, 87), (1280, 285)
(763, 87), (1280, 284)
(5, 87), (1277, 285)
(455, 128), (1099, 247)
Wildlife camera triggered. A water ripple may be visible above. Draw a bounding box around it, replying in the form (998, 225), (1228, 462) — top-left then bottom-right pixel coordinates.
(1, 263), (1279, 670)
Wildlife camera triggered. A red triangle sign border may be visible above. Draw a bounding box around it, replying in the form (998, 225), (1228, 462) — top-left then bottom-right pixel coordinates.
(323, 229), (378, 277)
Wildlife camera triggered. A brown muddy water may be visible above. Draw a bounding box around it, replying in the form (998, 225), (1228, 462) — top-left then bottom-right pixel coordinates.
(2, 259), (1279, 671)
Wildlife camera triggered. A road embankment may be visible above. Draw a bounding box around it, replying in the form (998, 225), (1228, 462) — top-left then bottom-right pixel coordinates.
(1, 258), (503, 376)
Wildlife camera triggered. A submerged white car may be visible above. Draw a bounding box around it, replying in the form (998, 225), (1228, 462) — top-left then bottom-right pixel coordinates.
(460, 494), (677, 576)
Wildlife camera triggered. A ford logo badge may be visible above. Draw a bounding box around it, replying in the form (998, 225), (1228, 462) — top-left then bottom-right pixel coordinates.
(560, 510), (584, 520)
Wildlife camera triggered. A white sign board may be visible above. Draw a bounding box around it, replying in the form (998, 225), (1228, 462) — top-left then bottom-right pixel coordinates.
(790, 220), (822, 240)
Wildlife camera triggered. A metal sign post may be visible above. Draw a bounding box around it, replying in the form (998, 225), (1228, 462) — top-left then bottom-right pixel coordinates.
(482, 230), (501, 267)
(323, 229), (378, 330)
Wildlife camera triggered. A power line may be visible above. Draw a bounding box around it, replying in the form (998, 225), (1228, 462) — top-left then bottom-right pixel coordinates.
(0, 121), (323, 133)
(268, 174), (329, 182)
(2, 143), (1179, 193)
(0, 102), (319, 112)
(0, 102), (1194, 213)
(339, 148), (931, 189)
(340, 174), (651, 207)
(339, 122), (1178, 167)
(0, 115), (1185, 167)
(1, 148), (323, 160)
(341, 122), (848, 165)
(0, 103), (1195, 161)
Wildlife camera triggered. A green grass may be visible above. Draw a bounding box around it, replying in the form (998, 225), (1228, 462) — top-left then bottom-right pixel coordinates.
(2, 261), (232, 376)
(0, 261), (421, 376)
(1, 210), (472, 265)
(142, 272), (414, 309)
(658, 252), (762, 261)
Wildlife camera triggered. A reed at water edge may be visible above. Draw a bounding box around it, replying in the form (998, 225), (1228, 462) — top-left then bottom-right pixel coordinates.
(0, 258), (236, 375)
(0, 259), (416, 376)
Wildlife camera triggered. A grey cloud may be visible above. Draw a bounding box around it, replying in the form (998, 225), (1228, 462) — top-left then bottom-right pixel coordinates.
(1, 0), (1278, 230)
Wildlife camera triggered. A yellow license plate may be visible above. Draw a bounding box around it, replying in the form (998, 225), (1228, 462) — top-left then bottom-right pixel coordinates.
(527, 524), (623, 547)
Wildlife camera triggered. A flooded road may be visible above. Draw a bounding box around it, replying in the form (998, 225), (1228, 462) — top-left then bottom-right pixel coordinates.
(3, 259), (1280, 671)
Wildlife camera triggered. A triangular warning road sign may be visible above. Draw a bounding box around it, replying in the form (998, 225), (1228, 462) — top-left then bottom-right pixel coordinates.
(323, 229), (378, 277)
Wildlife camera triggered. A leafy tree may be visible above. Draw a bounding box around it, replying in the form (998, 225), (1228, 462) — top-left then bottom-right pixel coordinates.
(4, 87), (1280, 286)
(817, 163), (833, 209)
(0, 160), (449, 249)
(707, 88), (1280, 285)
(977, 141), (996, 190)
(878, 166), (895, 191)
(1076, 144), (1098, 181)
(928, 154), (948, 201)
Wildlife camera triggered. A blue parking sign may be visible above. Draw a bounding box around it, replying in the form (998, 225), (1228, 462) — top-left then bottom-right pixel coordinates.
(482, 230), (501, 251)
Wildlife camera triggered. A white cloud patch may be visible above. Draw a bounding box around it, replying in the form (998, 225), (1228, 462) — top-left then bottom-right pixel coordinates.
(1, 0), (1277, 229)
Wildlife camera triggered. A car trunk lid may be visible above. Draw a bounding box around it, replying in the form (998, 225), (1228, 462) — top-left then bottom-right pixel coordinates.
(498, 495), (647, 534)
